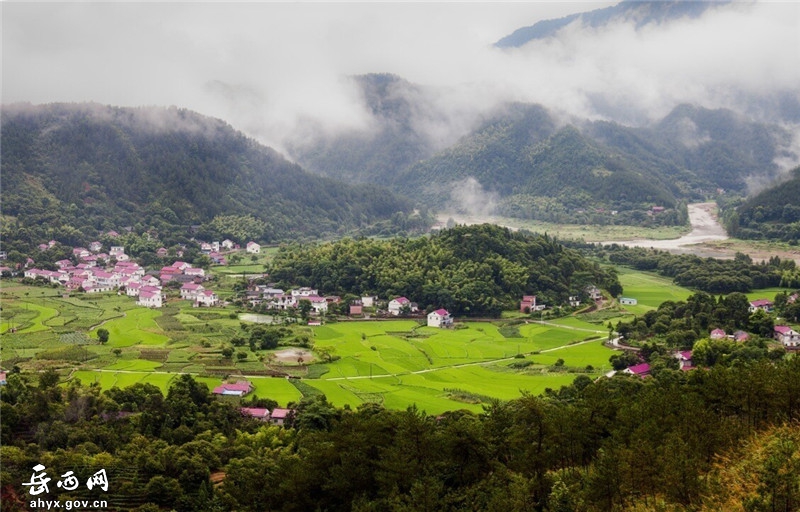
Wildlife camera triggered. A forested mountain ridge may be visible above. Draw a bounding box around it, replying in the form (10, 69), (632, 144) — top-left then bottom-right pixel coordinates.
(289, 75), (793, 225)
(494, 0), (725, 48)
(721, 165), (800, 242)
(0, 103), (425, 252)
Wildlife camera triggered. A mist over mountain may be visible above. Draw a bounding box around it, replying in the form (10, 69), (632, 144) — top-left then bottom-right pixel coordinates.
(495, 0), (725, 49)
(289, 72), (796, 225)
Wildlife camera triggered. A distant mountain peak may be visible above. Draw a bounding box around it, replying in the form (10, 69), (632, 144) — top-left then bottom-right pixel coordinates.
(495, 0), (729, 48)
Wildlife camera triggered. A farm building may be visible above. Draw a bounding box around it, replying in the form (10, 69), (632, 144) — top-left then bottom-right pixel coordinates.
(774, 326), (800, 348)
(619, 297), (637, 306)
(213, 381), (253, 397)
(427, 309), (453, 328)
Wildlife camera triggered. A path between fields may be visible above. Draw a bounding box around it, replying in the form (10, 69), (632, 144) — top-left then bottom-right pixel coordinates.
(77, 322), (611, 382)
(324, 336), (606, 381)
(79, 335), (609, 382)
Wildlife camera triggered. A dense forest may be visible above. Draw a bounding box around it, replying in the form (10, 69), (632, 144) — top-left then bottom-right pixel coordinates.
(602, 245), (800, 293)
(269, 224), (622, 317)
(0, 103), (429, 255)
(2, 359), (799, 511)
(719, 166), (800, 243)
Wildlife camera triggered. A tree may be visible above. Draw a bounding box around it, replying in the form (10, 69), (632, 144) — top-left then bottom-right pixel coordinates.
(97, 328), (110, 344)
(299, 299), (312, 320)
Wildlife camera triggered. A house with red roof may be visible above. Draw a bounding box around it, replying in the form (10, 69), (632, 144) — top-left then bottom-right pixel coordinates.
(749, 299), (774, 313)
(180, 283), (204, 300)
(246, 241), (261, 254)
(213, 381), (253, 397)
(520, 295), (537, 313)
(194, 289), (219, 307)
(774, 325), (800, 348)
(240, 407), (270, 421)
(674, 351), (694, 371)
(427, 309), (453, 328)
(733, 330), (750, 342)
(137, 289), (163, 308)
(388, 297), (411, 316)
(623, 363), (651, 377)
(710, 328), (726, 340)
(269, 408), (291, 426)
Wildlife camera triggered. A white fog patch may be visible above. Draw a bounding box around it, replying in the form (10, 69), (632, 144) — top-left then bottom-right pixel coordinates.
(673, 117), (711, 149)
(448, 177), (500, 217)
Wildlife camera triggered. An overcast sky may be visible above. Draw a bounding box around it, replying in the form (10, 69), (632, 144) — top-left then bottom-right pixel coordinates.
(3, 1), (799, 151)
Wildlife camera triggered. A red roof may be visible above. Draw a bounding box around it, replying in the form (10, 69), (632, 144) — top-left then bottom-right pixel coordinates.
(433, 309), (449, 316)
(392, 297), (410, 304)
(627, 363), (651, 376)
(270, 408), (290, 419)
(213, 381), (252, 395)
(240, 407), (270, 418)
(775, 325), (794, 334)
(750, 299), (773, 307)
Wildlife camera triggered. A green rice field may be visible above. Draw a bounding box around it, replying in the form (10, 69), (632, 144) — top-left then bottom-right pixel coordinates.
(2, 263), (782, 414)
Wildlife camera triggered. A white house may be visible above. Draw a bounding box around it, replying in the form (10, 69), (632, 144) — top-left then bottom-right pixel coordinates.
(619, 297), (638, 306)
(307, 296), (328, 314)
(195, 289), (219, 307)
(361, 296), (378, 308)
(388, 297), (411, 316)
(137, 289), (163, 308)
(774, 325), (800, 348)
(180, 283), (205, 300)
(749, 299), (774, 313)
(246, 241), (261, 254)
(427, 309), (453, 328)
(222, 239), (235, 250)
(292, 287), (318, 298)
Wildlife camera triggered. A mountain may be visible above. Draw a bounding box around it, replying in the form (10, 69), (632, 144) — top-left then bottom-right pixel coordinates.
(392, 105), (679, 224)
(387, 102), (790, 224)
(495, 0), (726, 48)
(723, 166), (800, 242)
(0, 103), (425, 252)
(286, 74), (441, 186)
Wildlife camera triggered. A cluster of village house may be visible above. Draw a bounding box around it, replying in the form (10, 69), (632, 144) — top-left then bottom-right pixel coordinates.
(618, 295), (800, 378)
(8, 239), (223, 309)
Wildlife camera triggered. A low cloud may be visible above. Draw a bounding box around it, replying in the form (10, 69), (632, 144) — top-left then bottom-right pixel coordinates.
(448, 177), (500, 218)
(3, 1), (798, 156)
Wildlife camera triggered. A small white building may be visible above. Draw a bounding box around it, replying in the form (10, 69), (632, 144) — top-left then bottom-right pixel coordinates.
(137, 289), (163, 308)
(388, 297), (411, 316)
(619, 297), (638, 306)
(427, 309), (453, 328)
(361, 296), (378, 308)
(246, 241), (261, 254)
(195, 289), (219, 307)
(775, 326), (800, 348)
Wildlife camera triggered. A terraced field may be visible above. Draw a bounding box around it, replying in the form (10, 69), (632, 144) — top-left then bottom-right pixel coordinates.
(3, 267), (787, 414)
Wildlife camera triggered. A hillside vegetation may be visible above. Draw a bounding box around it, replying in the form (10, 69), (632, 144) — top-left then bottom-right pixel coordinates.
(721, 166), (800, 243)
(271, 223), (622, 317)
(0, 103), (425, 253)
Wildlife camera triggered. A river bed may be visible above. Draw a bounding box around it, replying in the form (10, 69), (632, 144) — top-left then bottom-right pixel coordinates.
(603, 202), (728, 252)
